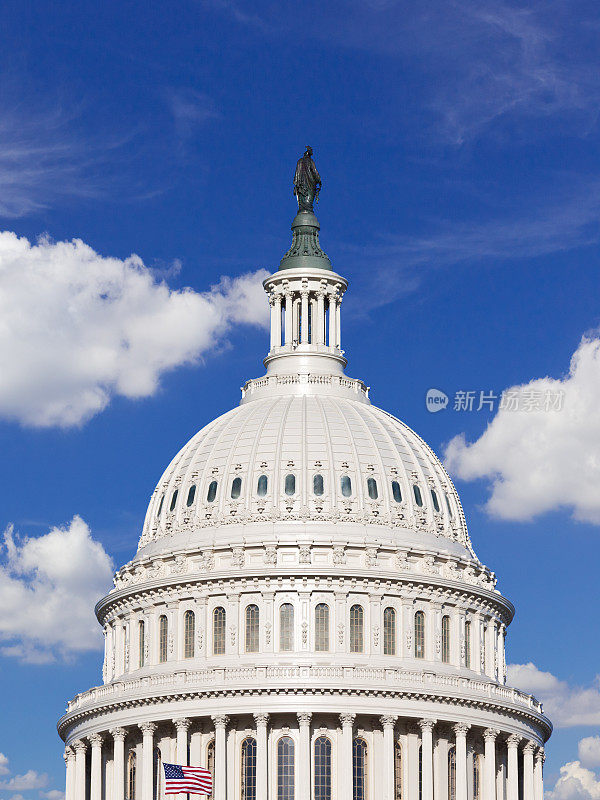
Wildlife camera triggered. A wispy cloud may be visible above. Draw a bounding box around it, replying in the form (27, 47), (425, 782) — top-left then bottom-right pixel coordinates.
(166, 89), (220, 142)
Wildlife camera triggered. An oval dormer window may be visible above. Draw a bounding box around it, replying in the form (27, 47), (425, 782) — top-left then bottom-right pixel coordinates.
(413, 484), (423, 507)
(156, 494), (164, 517)
(257, 474), (268, 497)
(367, 477), (378, 500)
(285, 474), (296, 496)
(169, 489), (178, 511)
(231, 477), (242, 499)
(341, 475), (352, 497)
(207, 481), (218, 503)
(186, 485), (196, 507)
(313, 474), (324, 496)
(431, 489), (440, 512)
(391, 481), (402, 503)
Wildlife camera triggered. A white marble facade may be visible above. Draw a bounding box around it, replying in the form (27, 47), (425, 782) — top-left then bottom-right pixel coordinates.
(59, 205), (551, 800)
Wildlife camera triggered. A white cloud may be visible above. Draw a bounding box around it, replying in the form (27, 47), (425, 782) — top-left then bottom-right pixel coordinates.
(579, 739), (600, 770)
(547, 761), (600, 800)
(0, 771), (48, 791)
(508, 663), (600, 727)
(0, 230), (269, 427)
(41, 791), (65, 800)
(0, 516), (114, 662)
(0, 754), (9, 776)
(444, 334), (600, 524)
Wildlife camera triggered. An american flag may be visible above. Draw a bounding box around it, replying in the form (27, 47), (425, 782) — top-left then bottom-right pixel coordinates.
(163, 763), (212, 796)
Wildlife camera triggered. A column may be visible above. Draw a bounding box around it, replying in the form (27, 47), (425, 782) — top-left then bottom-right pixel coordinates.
(498, 625), (506, 684)
(255, 713), (270, 800)
(435, 730), (449, 800)
(381, 716), (397, 800)
(284, 293), (293, 345)
(174, 718), (191, 764)
(297, 713), (312, 800)
(316, 291), (325, 345)
(340, 713), (356, 800)
(89, 734), (103, 800)
(534, 749), (544, 800)
(140, 723), (157, 800)
(73, 740), (87, 800)
(111, 728), (126, 800)
(419, 720), (435, 800)
(270, 296), (278, 350)
(335, 294), (341, 348)
(274, 295), (282, 349)
(211, 715), (228, 800)
(453, 724), (470, 800)
(484, 729), (499, 800)
(506, 736), (520, 800)
(407, 725), (420, 800)
(328, 294), (336, 350)
(64, 747), (76, 800)
(300, 291), (309, 344)
(523, 743), (535, 800)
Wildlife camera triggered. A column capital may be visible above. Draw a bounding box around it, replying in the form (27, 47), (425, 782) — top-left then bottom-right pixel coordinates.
(523, 741), (536, 755)
(483, 728), (500, 743)
(173, 717), (191, 732)
(453, 723), (470, 737)
(140, 722), (157, 736)
(254, 712), (270, 726)
(297, 712), (312, 726)
(419, 718), (436, 733)
(73, 739), (87, 753)
(211, 714), (229, 730)
(339, 712), (356, 727)
(535, 748), (545, 764)
(507, 734), (522, 748)
(88, 733), (103, 747)
(64, 746), (75, 762)
(110, 727), (127, 742)
(380, 715), (398, 729)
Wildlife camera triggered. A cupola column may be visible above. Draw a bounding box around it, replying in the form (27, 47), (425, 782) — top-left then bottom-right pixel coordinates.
(270, 294), (282, 350)
(316, 290), (326, 344)
(453, 724), (470, 800)
(381, 716), (398, 800)
(63, 747), (75, 800)
(523, 743), (536, 800)
(534, 749), (544, 800)
(506, 736), (521, 800)
(297, 713), (312, 800)
(211, 715), (228, 800)
(284, 292), (293, 346)
(300, 290), (309, 343)
(139, 723), (157, 800)
(73, 740), (87, 800)
(111, 728), (127, 800)
(484, 729), (499, 800)
(328, 294), (337, 350)
(419, 719), (435, 800)
(88, 734), (103, 800)
(340, 713), (356, 800)
(254, 713), (269, 800)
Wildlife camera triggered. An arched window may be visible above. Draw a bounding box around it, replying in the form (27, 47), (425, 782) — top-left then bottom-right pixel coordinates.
(367, 477), (378, 499)
(206, 741), (215, 800)
(441, 615), (450, 663)
(159, 615), (168, 663)
(314, 736), (332, 800)
(156, 494), (164, 517)
(169, 489), (178, 512)
(448, 747), (456, 800)
(413, 485), (423, 507)
(285, 474), (296, 496)
(213, 607), (226, 655)
(350, 605), (364, 654)
(383, 607), (396, 655)
(315, 603), (329, 652)
(257, 474), (268, 497)
(138, 620), (145, 668)
(279, 604), (294, 652)
(431, 489), (440, 512)
(313, 474), (324, 496)
(277, 736), (295, 800)
(245, 604), (260, 653)
(353, 737), (368, 800)
(241, 737), (257, 800)
(465, 621), (471, 669)
(153, 747), (161, 800)
(231, 477), (242, 499)
(186, 485), (196, 507)
(207, 481), (218, 503)
(184, 610), (195, 659)
(341, 475), (352, 497)
(391, 481), (402, 503)
(394, 742), (402, 800)
(127, 751), (136, 800)
(473, 755), (482, 800)
(414, 611), (425, 659)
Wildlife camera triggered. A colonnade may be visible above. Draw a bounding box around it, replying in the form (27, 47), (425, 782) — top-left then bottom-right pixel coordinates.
(268, 286), (342, 352)
(64, 714), (544, 800)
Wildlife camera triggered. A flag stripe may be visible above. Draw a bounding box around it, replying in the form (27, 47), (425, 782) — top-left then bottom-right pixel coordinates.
(163, 763), (212, 796)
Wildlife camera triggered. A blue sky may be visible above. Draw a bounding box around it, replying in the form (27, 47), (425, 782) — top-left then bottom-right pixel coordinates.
(1, 0), (600, 797)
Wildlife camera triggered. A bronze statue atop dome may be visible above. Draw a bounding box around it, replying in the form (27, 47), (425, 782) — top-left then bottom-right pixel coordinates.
(293, 146), (322, 212)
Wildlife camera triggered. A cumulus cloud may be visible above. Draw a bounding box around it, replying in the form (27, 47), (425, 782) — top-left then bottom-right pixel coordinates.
(41, 791), (65, 800)
(547, 761), (600, 800)
(579, 739), (600, 770)
(444, 334), (600, 524)
(0, 516), (114, 662)
(0, 771), (48, 791)
(0, 754), (9, 776)
(0, 230), (269, 427)
(508, 663), (600, 727)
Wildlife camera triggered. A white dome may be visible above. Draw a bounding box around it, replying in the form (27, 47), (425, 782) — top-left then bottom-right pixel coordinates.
(139, 391), (474, 560)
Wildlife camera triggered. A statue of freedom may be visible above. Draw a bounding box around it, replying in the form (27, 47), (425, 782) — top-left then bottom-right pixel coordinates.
(293, 146), (322, 212)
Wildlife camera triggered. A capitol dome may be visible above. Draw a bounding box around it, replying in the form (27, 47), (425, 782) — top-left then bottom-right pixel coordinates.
(58, 152), (550, 800)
